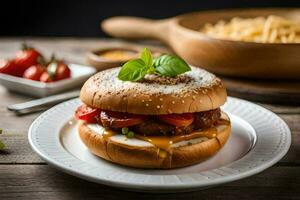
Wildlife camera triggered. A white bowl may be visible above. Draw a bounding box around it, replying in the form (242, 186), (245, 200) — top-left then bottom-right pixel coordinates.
(0, 63), (96, 97)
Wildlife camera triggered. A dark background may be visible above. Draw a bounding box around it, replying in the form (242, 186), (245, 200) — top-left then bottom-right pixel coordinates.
(1, 0), (299, 37)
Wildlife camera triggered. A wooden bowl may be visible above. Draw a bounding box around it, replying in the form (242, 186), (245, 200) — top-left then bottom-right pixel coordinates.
(86, 46), (140, 71)
(87, 45), (164, 71)
(102, 8), (300, 79)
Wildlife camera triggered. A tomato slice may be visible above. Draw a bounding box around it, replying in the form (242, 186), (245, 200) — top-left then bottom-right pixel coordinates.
(158, 113), (194, 127)
(100, 110), (146, 128)
(75, 105), (100, 123)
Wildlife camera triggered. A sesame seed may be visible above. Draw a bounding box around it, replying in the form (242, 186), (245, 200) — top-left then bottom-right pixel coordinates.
(142, 100), (145, 102)
(192, 96), (196, 100)
(159, 98), (163, 101)
(133, 94), (137, 97)
(146, 103), (149, 107)
(172, 101), (175, 104)
(149, 99), (152, 102)
(157, 105), (160, 109)
(182, 100), (185, 103)
(161, 105), (163, 108)
(168, 109), (172, 113)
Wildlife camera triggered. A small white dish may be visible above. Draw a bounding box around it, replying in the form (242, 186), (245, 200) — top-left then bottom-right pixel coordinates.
(28, 97), (291, 193)
(0, 63), (96, 97)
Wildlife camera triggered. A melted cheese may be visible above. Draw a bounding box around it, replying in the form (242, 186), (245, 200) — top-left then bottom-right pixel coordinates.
(102, 130), (116, 139)
(135, 128), (217, 152)
(87, 118), (230, 154)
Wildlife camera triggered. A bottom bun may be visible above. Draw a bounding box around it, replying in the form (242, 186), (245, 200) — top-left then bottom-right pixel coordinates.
(78, 113), (231, 169)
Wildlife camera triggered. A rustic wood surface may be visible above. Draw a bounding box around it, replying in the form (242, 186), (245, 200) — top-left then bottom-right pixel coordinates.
(0, 38), (299, 200)
(223, 77), (300, 105)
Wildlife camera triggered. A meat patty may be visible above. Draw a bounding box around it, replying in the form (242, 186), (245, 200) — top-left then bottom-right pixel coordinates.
(101, 108), (221, 136)
(133, 108), (221, 136)
(193, 108), (221, 130)
(132, 119), (194, 136)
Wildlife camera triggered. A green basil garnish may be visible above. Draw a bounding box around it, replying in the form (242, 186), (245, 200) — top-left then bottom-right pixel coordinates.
(118, 48), (191, 81)
(118, 59), (149, 81)
(154, 55), (191, 77)
(140, 47), (153, 67)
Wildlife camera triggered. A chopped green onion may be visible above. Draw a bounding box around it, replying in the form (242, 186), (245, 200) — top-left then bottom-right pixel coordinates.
(127, 131), (135, 138)
(122, 127), (129, 135)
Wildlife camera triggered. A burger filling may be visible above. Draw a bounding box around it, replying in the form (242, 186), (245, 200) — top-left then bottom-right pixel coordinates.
(75, 104), (221, 136)
(132, 109), (220, 136)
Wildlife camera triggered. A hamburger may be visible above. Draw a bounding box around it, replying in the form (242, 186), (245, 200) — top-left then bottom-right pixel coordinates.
(75, 48), (231, 169)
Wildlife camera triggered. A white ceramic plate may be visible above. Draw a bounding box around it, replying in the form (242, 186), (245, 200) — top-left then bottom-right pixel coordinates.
(28, 97), (291, 193)
(0, 63), (96, 97)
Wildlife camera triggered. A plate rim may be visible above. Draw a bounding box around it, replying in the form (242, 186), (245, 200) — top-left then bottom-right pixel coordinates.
(28, 97), (291, 190)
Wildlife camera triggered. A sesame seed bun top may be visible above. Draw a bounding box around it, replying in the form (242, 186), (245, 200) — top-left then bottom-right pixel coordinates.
(80, 66), (227, 115)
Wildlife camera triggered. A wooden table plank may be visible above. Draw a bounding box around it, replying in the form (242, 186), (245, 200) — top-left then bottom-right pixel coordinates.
(258, 103), (300, 114)
(0, 165), (299, 200)
(280, 114), (300, 132)
(0, 132), (43, 164)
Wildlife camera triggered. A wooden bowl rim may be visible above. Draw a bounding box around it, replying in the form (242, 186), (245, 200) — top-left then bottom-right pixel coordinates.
(87, 46), (141, 64)
(172, 7), (300, 46)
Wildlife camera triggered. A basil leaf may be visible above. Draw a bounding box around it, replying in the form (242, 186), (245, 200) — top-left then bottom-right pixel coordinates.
(140, 48), (153, 67)
(118, 59), (149, 81)
(155, 64), (181, 77)
(154, 55), (191, 77)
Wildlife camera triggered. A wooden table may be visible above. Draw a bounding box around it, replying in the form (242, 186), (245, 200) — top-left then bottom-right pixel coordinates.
(0, 38), (299, 200)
